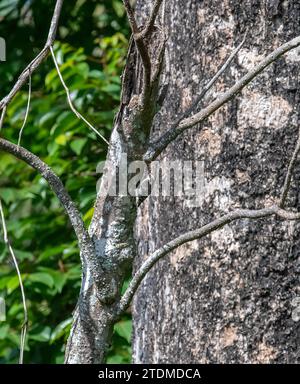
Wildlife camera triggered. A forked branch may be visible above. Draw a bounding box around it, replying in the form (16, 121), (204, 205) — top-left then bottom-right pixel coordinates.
(118, 205), (300, 315)
(122, 0), (151, 102)
(0, 0), (64, 111)
(138, 0), (164, 39)
(0, 138), (91, 255)
(144, 34), (300, 161)
(122, 0), (164, 106)
(175, 30), (248, 127)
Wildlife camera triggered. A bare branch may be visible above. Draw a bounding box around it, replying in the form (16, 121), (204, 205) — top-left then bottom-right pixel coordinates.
(46, 0), (64, 45)
(0, 138), (92, 254)
(151, 29), (167, 85)
(0, 106), (6, 131)
(17, 71), (32, 147)
(122, 0), (139, 34)
(0, 0), (64, 111)
(50, 47), (109, 145)
(136, 46), (152, 106)
(0, 199), (28, 364)
(122, 1), (153, 105)
(175, 30), (248, 127)
(123, 1), (165, 107)
(117, 205), (300, 315)
(139, 0), (164, 39)
(280, 127), (300, 208)
(144, 34), (300, 162)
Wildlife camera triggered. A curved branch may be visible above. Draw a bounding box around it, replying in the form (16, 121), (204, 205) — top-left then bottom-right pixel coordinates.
(144, 34), (300, 161)
(0, 199), (28, 364)
(49, 47), (109, 145)
(0, 0), (64, 111)
(17, 71), (32, 147)
(280, 126), (300, 208)
(0, 138), (92, 254)
(117, 205), (300, 315)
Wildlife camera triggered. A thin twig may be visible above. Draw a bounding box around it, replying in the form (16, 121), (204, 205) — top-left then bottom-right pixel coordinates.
(17, 70), (32, 147)
(0, 138), (105, 288)
(0, 199), (28, 364)
(151, 29), (167, 84)
(0, 137), (91, 251)
(49, 46), (109, 145)
(144, 33), (300, 161)
(142, 0), (164, 38)
(122, 1), (152, 105)
(0, 106), (6, 132)
(280, 126), (300, 207)
(117, 205), (300, 315)
(176, 30), (248, 126)
(122, 0), (139, 34)
(0, 0), (64, 111)
(0, 137), (102, 284)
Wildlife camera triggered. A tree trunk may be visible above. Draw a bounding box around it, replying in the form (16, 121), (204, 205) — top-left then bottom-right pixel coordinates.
(133, 0), (300, 363)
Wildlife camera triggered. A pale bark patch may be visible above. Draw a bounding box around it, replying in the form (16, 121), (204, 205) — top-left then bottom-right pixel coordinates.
(197, 9), (206, 25)
(181, 87), (193, 109)
(220, 325), (238, 347)
(210, 225), (239, 253)
(235, 170), (251, 185)
(185, 175), (232, 210)
(196, 130), (222, 157)
(238, 48), (264, 71)
(285, 46), (300, 63)
(238, 91), (292, 130)
(255, 342), (278, 363)
(169, 240), (199, 269)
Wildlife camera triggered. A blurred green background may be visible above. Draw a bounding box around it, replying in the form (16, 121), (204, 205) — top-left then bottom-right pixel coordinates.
(0, 0), (132, 363)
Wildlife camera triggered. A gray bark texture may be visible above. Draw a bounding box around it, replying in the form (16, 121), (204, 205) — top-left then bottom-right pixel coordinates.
(133, 0), (300, 363)
(3, 0), (300, 364)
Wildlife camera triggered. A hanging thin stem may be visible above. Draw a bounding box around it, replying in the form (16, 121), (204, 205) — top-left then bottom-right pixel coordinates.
(0, 200), (28, 364)
(50, 46), (109, 145)
(17, 69), (32, 147)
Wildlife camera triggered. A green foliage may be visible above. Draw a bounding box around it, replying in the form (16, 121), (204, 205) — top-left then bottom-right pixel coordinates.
(107, 317), (132, 364)
(0, 0), (131, 363)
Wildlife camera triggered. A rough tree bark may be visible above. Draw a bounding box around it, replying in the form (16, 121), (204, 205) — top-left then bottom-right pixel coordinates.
(2, 0), (300, 365)
(133, 0), (300, 363)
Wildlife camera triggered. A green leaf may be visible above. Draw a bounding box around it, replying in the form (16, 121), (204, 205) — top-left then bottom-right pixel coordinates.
(55, 134), (69, 146)
(28, 272), (54, 288)
(37, 268), (67, 293)
(38, 244), (66, 261)
(107, 354), (128, 364)
(14, 249), (34, 261)
(39, 110), (59, 128)
(50, 317), (72, 343)
(114, 320), (132, 344)
(29, 326), (51, 342)
(6, 275), (23, 294)
(0, 325), (9, 340)
(0, 12), (129, 363)
(70, 138), (87, 155)
(0, 188), (19, 204)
